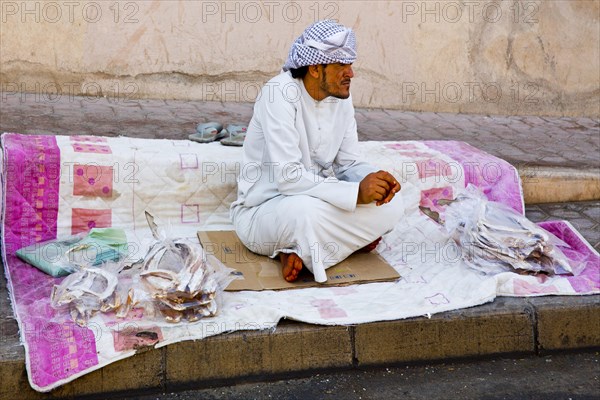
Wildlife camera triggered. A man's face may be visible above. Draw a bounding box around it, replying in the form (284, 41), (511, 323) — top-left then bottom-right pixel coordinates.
(319, 63), (354, 99)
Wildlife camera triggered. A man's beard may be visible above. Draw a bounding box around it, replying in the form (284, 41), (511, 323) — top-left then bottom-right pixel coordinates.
(319, 70), (350, 100)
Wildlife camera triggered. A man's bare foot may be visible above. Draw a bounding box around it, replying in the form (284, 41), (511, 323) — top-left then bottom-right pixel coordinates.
(279, 252), (303, 282)
(358, 236), (382, 253)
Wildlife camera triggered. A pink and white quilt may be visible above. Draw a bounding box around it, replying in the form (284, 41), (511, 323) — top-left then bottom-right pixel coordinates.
(1, 133), (598, 391)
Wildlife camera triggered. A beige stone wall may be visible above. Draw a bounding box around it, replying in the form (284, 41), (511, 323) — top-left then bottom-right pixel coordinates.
(1, 0), (598, 116)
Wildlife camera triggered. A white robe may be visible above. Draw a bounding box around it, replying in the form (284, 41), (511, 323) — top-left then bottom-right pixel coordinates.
(231, 71), (404, 282)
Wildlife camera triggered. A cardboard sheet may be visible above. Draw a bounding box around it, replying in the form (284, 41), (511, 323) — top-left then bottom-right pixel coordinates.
(198, 230), (400, 290)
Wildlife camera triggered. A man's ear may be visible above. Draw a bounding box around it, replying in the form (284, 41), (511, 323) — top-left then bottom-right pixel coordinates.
(308, 64), (321, 79)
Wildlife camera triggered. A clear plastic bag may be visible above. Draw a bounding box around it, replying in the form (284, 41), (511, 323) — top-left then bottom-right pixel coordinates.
(124, 212), (237, 323)
(444, 185), (580, 276)
(16, 228), (129, 277)
(138, 236), (237, 323)
(50, 261), (125, 326)
(49, 214), (236, 326)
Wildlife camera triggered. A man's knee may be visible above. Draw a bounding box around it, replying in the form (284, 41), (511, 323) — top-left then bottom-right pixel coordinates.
(278, 195), (321, 212)
(362, 193), (404, 232)
(385, 193), (405, 217)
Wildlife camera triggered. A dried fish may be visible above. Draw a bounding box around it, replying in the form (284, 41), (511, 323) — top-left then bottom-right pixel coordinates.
(158, 305), (183, 323)
(51, 266), (121, 326)
(139, 213), (227, 322)
(51, 213), (234, 325)
(145, 211), (161, 240)
(445, 185), (574, 276)
(116, 288), (136, 318)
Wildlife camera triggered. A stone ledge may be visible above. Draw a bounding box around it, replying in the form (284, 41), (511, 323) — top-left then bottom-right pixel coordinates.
(527, 296), (600, 353)
(165, 321), (353, 384)
(1, 296), (598, 400)
(354, 297), (534, 365)
(518, 166), (600, 203)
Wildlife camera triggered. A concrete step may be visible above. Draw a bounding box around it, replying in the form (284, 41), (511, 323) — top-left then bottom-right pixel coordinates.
(1, 295), (598, 400)
(519, 166), (600, 204)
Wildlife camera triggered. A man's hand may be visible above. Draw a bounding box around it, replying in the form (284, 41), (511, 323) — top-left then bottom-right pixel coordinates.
(357, 170), (401, 206)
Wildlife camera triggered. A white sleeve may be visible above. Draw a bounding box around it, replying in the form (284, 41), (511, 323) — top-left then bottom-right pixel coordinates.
(257, 83), (360, 212)
(333, 111), (379, 182)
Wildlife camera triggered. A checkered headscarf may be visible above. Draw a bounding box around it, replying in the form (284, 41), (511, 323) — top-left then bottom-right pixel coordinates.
(283, 20), (357, 71)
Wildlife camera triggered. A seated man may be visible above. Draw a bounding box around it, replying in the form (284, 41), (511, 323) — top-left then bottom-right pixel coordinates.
(231, 20), (404, 283)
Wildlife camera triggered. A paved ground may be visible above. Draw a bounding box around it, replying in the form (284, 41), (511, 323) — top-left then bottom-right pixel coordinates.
(526, 202), (600, 252)
(1, 93), (598, 250)
(0, 94), (598, 399)
(118, 351), (600, 400)
(0, 95), (598, 169)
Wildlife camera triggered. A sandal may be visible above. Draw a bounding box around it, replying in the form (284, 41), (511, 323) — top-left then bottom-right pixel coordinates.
(220, 124), (247, 146)
(189, 122), (227, 143)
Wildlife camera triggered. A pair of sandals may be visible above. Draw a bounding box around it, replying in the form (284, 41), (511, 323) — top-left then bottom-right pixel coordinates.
(189, 122), (247, 146)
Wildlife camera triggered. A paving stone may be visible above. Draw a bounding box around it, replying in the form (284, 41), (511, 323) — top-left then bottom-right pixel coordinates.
(135, 99), (168, 107)
(577, 226), (600, 249)
(488, 115), (517, 125)
(524, 209), (550, 222)
(581, 205), (600, 222)
(386, 112), (426, 125)
(525, 202), (600, 250)
(496, 149), (528, 160)
(370, 119), (407, 132)
(564, 218), (597, 231)
(519, 116), (550, 126)
(545, 208), (587, 220)
(575, 117), (600, 130)
(51, 101), (84, 112)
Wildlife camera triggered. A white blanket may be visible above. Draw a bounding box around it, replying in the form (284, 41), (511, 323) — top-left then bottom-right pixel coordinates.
(2, 134), (597, 392)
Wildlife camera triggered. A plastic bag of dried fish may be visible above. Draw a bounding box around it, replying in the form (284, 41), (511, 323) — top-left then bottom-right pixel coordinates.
(50, 260), (126, 326)
(444, 185), (580, 276)
(138, 212), (237, 323)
